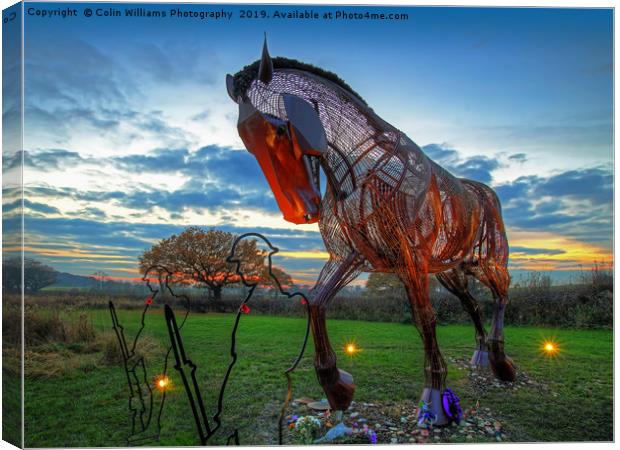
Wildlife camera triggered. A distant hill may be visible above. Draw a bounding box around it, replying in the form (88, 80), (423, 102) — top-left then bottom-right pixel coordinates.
(44, 272), (146, 294)
(50, 272), (97, 289)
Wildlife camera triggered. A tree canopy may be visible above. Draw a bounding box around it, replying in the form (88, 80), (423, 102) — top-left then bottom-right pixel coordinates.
(139, 227), (279, 300)
(365, 272), (406, 298)
(365, 272), (440, 298)
(2, 258), (57, 293)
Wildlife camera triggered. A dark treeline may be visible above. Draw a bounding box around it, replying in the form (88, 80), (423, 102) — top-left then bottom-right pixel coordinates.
(23, 269), (611, 329)
(191, 279), (612, 329)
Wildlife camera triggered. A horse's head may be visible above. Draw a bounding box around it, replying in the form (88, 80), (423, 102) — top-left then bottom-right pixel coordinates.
(226, 40), (326, 225)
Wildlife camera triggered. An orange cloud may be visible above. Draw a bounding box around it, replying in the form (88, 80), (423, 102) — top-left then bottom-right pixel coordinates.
(507, 230), (613, 271)
(277, 250), (330, 260)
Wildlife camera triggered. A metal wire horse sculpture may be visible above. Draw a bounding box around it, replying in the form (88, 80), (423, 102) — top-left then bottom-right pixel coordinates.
(227, 38), (516, 425)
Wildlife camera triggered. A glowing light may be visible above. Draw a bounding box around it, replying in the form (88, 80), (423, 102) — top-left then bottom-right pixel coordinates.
(155, 375), (170, 391)
(544, 343), (555, 352)
(343, 340), (361, 356)
(540, 339), (560, 357)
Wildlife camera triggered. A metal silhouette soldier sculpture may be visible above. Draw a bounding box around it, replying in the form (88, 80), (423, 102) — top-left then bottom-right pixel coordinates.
(226, 38), (515, 425)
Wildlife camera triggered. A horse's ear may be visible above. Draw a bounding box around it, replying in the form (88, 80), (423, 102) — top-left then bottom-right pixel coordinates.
(282, 94), (327, 155)
(226, 74), (237, 103)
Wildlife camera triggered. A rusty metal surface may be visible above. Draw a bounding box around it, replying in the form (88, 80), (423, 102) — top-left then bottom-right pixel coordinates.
(228, 39), (515, 419)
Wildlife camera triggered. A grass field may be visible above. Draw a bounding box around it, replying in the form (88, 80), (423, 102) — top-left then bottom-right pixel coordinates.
(23, 309), (613, 446)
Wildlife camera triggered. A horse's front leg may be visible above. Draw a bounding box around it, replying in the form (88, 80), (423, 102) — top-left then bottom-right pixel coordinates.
(399, 257), (450, 426)
(309, 253), (363, 412)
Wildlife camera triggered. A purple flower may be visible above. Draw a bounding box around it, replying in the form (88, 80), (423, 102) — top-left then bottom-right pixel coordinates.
(369, 430), (377, 444)
(291, 415), (298, 421)
(441, 388), (462, 424)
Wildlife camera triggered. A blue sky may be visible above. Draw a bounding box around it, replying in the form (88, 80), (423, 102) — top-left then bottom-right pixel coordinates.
(3, 3), (613, 285)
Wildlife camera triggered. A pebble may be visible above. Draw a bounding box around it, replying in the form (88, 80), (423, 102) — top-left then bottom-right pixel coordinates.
(284, 388), (514, 444)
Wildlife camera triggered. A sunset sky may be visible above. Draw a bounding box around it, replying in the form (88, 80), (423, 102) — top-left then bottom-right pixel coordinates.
(3, 3), (613, 286)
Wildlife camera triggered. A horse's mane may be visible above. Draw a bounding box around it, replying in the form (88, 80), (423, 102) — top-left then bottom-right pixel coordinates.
(232, 57), (368, 106)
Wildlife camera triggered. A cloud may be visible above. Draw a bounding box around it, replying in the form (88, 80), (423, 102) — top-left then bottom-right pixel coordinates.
(422, 143), (459, 163)
(110, 145), (268, 192)
(508, 153), (527, 163)
(422, 143), (500, 184)
(119, 41), (219, 85)
(417, 144), (611, 251)
(452, 156), (500, 184)
(10, 215), (325, 278)
(510, 246), (566, 256)
(113, 148), (190, 172)
(534, 167), (612, 206)
(121, 185), (279, 217)
(70, 207), (108, 219)
(4, 149), (87, 172)
(495, 166), (612, 246)
(187, 146), (268, 191)
(4, 199), (61, 215)
(25, 38), (198, 153)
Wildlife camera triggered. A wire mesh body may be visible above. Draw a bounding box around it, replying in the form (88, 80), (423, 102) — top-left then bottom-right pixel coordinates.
(231, 53), (515, 412)
(243, 68), (509, 284)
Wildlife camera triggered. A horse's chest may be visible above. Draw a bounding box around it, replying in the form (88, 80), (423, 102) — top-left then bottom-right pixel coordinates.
(329, 176), (423, 269)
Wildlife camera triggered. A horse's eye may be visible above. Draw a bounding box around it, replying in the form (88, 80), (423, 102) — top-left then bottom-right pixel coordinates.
(276, 124), (287, 137)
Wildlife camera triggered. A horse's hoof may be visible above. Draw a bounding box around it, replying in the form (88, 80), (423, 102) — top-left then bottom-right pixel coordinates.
(320, 368), (355, 411)
(488, 340), (517, 381)
(489, 355), (516, 382)
(470, 349), (490, 367)
(418, 388), (449, 426)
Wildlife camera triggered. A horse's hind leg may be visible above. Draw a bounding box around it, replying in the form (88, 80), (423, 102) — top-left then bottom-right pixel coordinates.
(469, 263), (516, 382)
(436, 268), (489, 366)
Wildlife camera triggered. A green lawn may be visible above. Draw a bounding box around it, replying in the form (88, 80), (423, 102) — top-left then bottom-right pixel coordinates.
(24, 310), (613, 446)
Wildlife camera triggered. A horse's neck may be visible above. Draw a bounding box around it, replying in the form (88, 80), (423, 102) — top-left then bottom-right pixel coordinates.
(317, 103), (377, 183)
(319, 122), (404, 198)
(290, 76), (425, 200)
